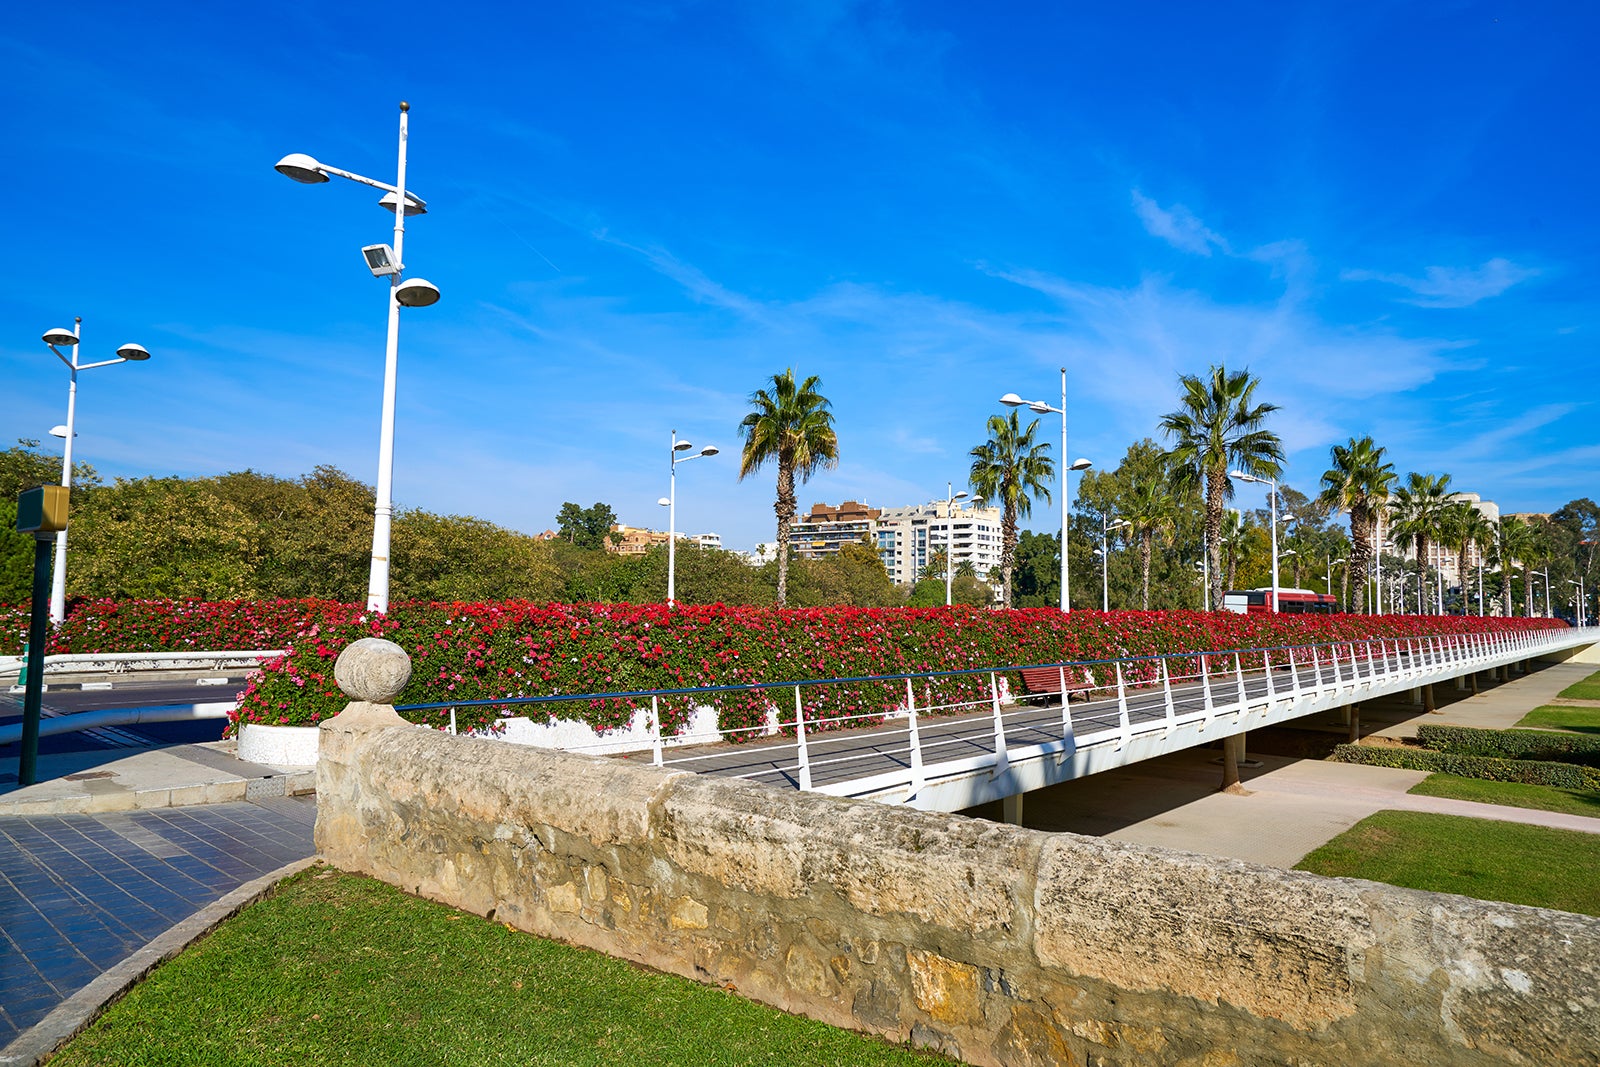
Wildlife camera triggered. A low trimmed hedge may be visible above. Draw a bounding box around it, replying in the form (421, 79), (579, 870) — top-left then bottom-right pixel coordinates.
(1329, 744), (1600, 791)
(1415, 724), (1600, 768)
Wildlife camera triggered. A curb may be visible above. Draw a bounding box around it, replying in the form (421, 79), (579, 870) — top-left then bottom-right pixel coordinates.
(0, 856), (321, 1067)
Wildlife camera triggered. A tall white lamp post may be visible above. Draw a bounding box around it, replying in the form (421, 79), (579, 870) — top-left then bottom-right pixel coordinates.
(1530, 570), (1550, 618)
(40, 320), (151, 626)
(1570, 578), (1587, 628)
(942, 484), (969, 607)
(657, 431), (718, 607)
(1100, 515), (1129, 611)
(1229, 470), (1283, 612)
(1326, 556), (1346, 597)
(277, 102), (441, 614)
(1001, 371), (1091, 612)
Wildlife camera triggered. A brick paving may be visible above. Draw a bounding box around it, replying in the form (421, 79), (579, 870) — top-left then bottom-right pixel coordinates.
(0, 797), (315, 1049)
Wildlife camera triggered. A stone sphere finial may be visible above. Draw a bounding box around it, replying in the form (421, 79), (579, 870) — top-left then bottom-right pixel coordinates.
(334, 638), (413, 704)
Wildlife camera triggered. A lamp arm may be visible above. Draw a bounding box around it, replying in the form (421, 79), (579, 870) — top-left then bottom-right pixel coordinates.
(47, 345), (76, 370)
(320, 163), (416, 199)
(76, 357), (130, 371)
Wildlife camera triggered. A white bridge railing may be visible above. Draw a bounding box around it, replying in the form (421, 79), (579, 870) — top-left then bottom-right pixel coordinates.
(405, 626), (1594, 805)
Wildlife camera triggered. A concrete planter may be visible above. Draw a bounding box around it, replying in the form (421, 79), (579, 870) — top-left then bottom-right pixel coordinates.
(238, 723), (319, 767)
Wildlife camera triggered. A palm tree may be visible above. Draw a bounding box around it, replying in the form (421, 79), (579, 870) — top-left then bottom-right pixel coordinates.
(968, 409), (1055, 608)
(1439, 501), (1495, 614)
(1160, 366), (1283, 611)
(1388, 473), (1454, 614)
(737, 369), (839, 607)
(1494, 516), (1533, 615)
(1121, 473), (1176, 610)
(1316, 436), (1396, 615)
(1217, 508), (1247, 592)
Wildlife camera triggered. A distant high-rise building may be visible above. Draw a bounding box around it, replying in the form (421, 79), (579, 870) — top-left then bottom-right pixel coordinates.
(790, 499), (1003, 595)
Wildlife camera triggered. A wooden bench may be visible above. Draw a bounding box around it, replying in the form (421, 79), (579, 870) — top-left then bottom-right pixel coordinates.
(1017, 666), (1094, 702)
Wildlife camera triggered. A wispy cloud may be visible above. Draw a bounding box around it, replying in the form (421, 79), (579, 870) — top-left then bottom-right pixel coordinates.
(1131, 190), (1229, 256)
(1341, 257), (1536, 308)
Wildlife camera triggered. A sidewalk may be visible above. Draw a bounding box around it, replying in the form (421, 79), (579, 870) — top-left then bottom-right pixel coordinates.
(0, 742), (314, 814)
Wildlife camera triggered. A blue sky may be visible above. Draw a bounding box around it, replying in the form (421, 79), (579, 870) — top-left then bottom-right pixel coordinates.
(2, 2), (1593, 552)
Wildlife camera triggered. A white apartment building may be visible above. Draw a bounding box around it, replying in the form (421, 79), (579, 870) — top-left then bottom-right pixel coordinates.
(787, 499), (1005, 594)
(874, 500), (1004, 590)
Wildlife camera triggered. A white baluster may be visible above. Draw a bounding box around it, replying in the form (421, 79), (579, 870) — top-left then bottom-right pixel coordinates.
(794, 686), (812, 791)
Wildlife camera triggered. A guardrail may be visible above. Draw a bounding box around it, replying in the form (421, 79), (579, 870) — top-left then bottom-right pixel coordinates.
(0, 650), (284, 678)
(399, 626), (1594, 802)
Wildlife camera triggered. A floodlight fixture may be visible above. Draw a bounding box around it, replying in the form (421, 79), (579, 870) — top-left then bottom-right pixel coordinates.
(362, 244), (400, 277)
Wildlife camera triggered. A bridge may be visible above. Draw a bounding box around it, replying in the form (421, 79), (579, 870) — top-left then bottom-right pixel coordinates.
(402, 626), (1597, 818)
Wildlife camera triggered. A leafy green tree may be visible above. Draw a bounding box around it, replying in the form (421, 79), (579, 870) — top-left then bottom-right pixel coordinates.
(737, 369), (839, 607)
(0, 499), (37, 604)
(1389, 472), (1454, 614)
(1317, 436), (1396, 614)
(1011, 530), (1060, 608)
(392, 510), (563, 602)
(206, 467), (374, 600)
(555, 502), (619, 551)
(789, 542), (900, 607)
(69, 478), (260, 599)
(969, 409), (1055, 608)
(619, 543), (773, 606)
(1160, 366), (1283, 611)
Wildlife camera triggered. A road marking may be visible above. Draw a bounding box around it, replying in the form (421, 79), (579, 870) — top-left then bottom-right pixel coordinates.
(196, 677), (231, 686)
(82, 682), (115, 690)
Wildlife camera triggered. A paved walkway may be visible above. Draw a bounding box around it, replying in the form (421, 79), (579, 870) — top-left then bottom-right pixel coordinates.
(0, 797), (316, 1062)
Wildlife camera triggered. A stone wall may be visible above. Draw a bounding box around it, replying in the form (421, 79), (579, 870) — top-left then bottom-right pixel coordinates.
(316, 704), (1598, 1066)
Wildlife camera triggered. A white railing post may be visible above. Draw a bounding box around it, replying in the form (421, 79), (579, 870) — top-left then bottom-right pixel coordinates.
(990, 671), (1009, 774)
(1200, 653), (1215, 721)
(1332, 643), (1343, 685)
(1288, 647), (1301, 696)
(1263, 649), (1276, 701)
(649, 694), (664, 766)
(1115, 661), (1132, 748)
(1161, 657), (1176, 729)
(1311, 644), (1323, 692)
(794, 686), (812, 791)
(1233, 652), (1249, 713)
(905, 678), (924, 796)
(1058, 666), (1076, 747)
(1348, 643), (1360, 687)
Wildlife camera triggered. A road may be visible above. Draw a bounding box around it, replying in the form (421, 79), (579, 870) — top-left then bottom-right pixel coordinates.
(0, 677), (249, 760)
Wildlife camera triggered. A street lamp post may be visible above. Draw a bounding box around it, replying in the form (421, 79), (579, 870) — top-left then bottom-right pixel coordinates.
(1100, 515), (1129, 611)
(1570, 578), (1588, 628)
(1530, 570), (1550, 618)
(941, 484), (970, 607)
(1000, 372), (1091, 612)
(277, 102), (441, 614)
(1326, 556), (1346, 597)
(1229, 470), (1283, 612)
(40, 321), (151, 626)
(657, 431), (718, 607)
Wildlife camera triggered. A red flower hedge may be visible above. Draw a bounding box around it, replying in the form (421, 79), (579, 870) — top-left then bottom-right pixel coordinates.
(226, 602), (1569, 738)
(1, 599), (1567, 740)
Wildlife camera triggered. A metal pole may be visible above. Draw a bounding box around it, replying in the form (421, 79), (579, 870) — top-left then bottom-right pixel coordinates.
(668, 430), (678, 606)
(1269, 478), (1280, 613)
(366, 101), (410, 614)
(1059, 367), (1071, 613)
(19, 536), (53, 785)
(1101, 517), (1110, 613)
(945, 482), (955, 607)
(49, 318), (82, 627)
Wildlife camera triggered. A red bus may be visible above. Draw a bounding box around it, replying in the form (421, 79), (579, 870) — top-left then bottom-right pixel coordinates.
(1221, 588), (1339, 615)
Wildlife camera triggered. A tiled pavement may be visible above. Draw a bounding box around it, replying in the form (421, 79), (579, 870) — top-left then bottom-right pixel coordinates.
(0, 797), (316, 1049)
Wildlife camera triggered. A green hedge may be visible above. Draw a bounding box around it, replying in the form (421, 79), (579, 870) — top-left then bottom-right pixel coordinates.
(1414, 724), (1600, 768)
(1329, 744), (1600, 791)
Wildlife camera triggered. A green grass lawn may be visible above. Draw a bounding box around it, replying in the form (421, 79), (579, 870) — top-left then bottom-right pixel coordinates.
(1557, 670), (1600, 702)
(54, 868), (947, 1067)
(1409, 772), (1600, 818)
(1295, 811), (1600, 916)
(1514, 704), (1600, 733)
